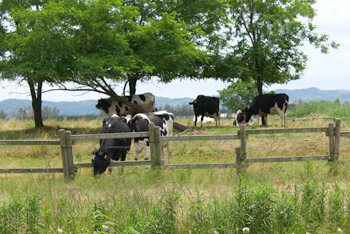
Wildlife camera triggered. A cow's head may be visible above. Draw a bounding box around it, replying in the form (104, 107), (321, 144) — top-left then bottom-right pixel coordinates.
(96, 99), (112, 114)
(91, 149), (110, 176)
(127, 115), (142, 132)
(189, 100), (201, 114)
(235, 109), (248, 125)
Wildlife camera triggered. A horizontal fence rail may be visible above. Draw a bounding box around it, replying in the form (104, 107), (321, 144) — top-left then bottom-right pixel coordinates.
(75, 160), (152, 168)
(165, 163), (237, 169)
(0, 140), (60, 145)
(71, 132), (149, 141)
(0, 168), (63, 173)
(245, 127), (329, 135)
(247, 155), (329, 164)
(0, 118), (347, 179)
(160, 134), (240, 142)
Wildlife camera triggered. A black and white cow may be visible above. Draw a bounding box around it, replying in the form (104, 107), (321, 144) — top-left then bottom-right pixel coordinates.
(189, 95), (220, 127)
(96, 92), (155, 117)
(236, 93), (289, 127)
(127, 111), (174, 165)
(92, 114), (132, 176)
(233, 112), (256, 127)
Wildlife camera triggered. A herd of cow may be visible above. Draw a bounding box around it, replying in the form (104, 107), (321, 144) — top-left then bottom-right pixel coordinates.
(91, 92), (289, 176)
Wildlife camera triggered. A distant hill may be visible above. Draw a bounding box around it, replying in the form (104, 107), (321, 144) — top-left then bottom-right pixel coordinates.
(275, 87), (350, 103)
(0, 88), (349, 117)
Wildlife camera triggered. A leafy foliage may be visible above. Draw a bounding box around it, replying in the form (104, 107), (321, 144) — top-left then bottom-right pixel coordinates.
(218, 80), (259, 112)
(218, 0), (339, 94)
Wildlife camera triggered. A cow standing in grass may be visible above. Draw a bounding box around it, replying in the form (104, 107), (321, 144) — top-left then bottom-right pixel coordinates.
(189, 95), (220, 127)
(96, 92), (155, 116)
(235, 94), (289, 127)
(92, 114), (132, 176)
(127, 111), (174, 165)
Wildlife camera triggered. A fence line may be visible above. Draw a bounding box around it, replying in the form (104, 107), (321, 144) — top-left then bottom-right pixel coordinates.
(0, 119), (346, 179)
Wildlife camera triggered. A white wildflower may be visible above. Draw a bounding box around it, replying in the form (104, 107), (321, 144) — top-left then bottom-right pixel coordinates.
(338, 228), (343, 233)
(102, 225), (109, 229)
(242, 227), (250, 233)
(57, 228), (63, 233)
(306, 232), (311, 234)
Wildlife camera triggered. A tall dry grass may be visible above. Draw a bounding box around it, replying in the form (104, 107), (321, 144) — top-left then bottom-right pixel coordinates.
(1, 116), (350, 233)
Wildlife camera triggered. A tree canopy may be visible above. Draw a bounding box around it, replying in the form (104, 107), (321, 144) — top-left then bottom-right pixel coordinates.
(216, 0), (339, 95)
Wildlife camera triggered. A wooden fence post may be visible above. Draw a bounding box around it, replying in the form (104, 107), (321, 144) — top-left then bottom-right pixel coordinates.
(59, 129), (69, 179)
(334, 119), (341, 161)
(149, 123), (162, 168)
(239, 124), (248, 172)
(328, 122), (335, 161)
(154, 126), (162, 168)
(65, 131), (75, 179)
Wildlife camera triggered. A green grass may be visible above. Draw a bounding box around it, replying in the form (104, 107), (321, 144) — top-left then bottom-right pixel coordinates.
(1, 108), (350, 233)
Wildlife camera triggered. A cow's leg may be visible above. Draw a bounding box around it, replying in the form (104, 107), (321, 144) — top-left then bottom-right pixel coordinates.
(108, 167), (115, 176)
(257, 115), (260, 126)
(133, 140), (144, 170)
(263, 115), (268, 126)
(144, 140), (151, 169)
(120, 151), (127, 174)
(275, 108), (286, 127)
(194, 115), (198, 126)
(201, 115), (204, 127)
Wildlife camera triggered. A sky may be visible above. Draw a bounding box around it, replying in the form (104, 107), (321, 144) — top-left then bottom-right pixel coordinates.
(0, 0), (349, 102)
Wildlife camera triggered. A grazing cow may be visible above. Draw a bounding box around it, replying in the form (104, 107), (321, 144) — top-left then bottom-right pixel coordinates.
(236, 94), (289, 127)
(92, 114), (132, 176)
(233, 112), (256, 127)
(189, 95), (220, 127)
(96, 92), (155, 117)
(127, 111), (174, 165)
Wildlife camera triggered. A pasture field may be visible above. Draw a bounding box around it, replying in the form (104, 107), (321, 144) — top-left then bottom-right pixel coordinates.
(1, 117), (350, 233)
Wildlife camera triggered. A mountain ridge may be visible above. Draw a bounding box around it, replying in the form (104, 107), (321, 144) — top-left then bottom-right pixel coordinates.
(1, 87), (349, 117)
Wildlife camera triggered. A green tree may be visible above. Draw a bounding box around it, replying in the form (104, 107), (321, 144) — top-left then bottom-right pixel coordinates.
(42, 106), (59, 120)
(21, 0), (222, 113)
(0, 0), (71, 128)
(218, 80), (259, 112)
(0, 110), (7, 119)
(219, 0), (339, 95)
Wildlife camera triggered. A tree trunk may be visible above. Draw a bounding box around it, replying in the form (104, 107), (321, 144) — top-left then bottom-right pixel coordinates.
(28, 79), (44, 128)
(256, 77), (267, 126)
(128, 76), (137, 95)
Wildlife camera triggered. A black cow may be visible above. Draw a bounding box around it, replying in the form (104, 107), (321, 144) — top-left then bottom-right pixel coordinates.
(236, 93), (289, 127)
(96, 92), (155, 116)
(127, 111), (174, 165)
(92, 114), (132, 176)
(189, 95), (220, 127)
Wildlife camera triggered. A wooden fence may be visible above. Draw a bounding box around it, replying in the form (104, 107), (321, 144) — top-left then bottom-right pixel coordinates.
(0, 119), (345, 179)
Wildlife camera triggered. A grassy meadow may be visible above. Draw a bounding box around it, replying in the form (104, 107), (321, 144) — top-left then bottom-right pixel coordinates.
(1, 108), (350, 233)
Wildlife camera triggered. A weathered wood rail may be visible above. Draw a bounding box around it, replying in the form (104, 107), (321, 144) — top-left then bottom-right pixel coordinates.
(0, 119), (346, 178)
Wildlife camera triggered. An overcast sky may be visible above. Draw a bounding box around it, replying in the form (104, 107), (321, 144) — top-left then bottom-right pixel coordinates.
(0, 0), (349, 102)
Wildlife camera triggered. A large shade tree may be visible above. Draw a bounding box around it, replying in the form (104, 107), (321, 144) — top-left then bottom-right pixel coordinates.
(0, 0), (227, 124)
(216, 0), (339, 95)
(43, 0), (227, 98)
(0, 0), (72, 128)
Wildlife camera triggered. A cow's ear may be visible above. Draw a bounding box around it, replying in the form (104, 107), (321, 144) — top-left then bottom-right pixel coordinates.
(92, 149), (97, 155)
